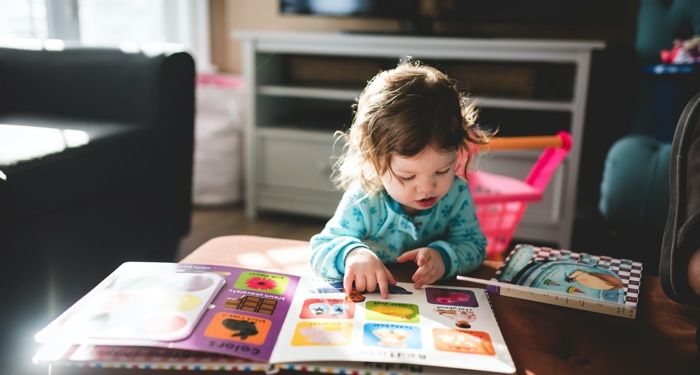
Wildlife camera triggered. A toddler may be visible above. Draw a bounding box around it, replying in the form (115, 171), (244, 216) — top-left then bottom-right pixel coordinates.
(310, 60), (490, 298)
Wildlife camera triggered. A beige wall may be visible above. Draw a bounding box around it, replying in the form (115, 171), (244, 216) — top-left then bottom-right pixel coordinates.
(209, 0), (400, 74)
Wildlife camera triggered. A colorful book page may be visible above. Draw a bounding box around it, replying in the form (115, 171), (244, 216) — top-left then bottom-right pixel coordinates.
(271, 278), (515, 373)
(36, 262), (302, 363)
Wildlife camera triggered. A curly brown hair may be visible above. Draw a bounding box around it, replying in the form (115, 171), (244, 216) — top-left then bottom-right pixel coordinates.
(333, 59), (491, 193)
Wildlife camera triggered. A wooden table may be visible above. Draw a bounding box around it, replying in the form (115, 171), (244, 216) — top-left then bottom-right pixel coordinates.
(49, 235), (699, 375)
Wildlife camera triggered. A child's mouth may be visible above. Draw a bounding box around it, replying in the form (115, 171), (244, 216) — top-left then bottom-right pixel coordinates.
(416, 197), (437, 207)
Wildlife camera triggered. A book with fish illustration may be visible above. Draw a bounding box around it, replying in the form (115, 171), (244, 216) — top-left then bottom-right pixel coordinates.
(34, 262), (515, 373)
(458, 244), (643, 319)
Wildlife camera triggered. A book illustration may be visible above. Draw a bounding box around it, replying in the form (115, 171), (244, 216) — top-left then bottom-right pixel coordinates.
(291, 322), (354, 346)
(300, 298), (355, 319)
(35, 263), (516, 374)
(364, 323), (421, 349)
(426, 287), (478, 307)
(224, 296), (278, 315)
(365, 301), (420, 323)
(496, 244), (642, 306)
(204, 312), (272, 346)
(433, 306), (477, 329)
(432, 329), (495, 355)
(234, 271), (290, 295)
(345, 289), (366, 302)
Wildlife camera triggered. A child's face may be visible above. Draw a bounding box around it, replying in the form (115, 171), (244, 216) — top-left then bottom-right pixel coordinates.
(381, 146), (457, 215)
(569, 270), (617, 290)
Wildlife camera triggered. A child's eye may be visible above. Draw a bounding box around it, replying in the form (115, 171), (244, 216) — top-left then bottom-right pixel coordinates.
(398, 175), (415, 181)
(436, 169), (450, 175)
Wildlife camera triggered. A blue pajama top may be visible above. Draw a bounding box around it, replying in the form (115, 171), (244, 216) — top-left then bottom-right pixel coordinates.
(310, 176), (487, 280)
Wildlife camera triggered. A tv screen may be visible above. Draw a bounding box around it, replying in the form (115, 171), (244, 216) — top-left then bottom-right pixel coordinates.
(279, 0), (418, 18)
(279, 0), (635, 35)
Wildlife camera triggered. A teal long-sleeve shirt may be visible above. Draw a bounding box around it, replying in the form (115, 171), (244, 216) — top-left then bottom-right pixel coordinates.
(310, 177), (487, 280)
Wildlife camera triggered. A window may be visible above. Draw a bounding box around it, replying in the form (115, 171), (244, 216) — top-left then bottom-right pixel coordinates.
(0, 0), (48, 39)
(78, 0), (168, 45)
(0, 0), (212, 71)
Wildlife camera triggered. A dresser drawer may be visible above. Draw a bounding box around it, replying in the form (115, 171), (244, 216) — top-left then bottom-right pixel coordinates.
(257, 129), (341, 191)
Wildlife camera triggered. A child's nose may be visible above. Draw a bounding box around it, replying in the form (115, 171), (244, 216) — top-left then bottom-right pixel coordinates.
(416, 177), (437, 193)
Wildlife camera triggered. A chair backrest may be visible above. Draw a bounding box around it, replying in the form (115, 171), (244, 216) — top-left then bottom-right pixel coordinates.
(0, 46), (191, 126)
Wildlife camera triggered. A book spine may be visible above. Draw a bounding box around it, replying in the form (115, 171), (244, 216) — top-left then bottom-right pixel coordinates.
(495, 286), (636, 319)
(52, 362), (270, 371)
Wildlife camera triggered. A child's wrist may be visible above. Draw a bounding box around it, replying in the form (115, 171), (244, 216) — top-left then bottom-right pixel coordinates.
(428, 246), (451, 278)
(344, 246), (371, 264)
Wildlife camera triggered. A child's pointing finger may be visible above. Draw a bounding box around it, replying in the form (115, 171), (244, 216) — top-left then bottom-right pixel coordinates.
(396, 249), (418, 263)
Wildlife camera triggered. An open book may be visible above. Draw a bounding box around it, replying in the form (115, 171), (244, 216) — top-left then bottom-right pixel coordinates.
(34, 262), (515, 374)
(459, 244), (642, 319)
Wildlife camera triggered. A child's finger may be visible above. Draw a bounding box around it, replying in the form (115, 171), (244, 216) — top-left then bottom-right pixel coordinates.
(365, 273), (377, 293)
(414, 274), (426, 289)
(376, 271), (389, 299)
(416, 250), (431, 267)
(343, 270), (355, 293)
(415, 269), (439, 289)
(413, 264), (433, 280)
(396, 249), (418, 263)
(413, 276), (422, 289)
(412, 265), (434, 286)
(384, 268), (397, 285)
(354, 274), (366, 292)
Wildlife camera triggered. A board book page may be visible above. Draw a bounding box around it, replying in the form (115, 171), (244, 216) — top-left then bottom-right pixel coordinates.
(271, 278), (513, 373)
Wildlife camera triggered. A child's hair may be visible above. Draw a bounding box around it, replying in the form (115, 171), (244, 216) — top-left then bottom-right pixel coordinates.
(333, 59), (491, 193)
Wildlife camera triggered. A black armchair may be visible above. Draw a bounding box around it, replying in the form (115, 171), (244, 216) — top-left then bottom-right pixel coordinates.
(0, 45), (195, 373)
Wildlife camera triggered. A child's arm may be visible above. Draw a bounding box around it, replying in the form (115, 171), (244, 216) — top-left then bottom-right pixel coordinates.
(427, 181), (487, 278)
(310, 188), (396, 298)
(310, 188), (374, 279)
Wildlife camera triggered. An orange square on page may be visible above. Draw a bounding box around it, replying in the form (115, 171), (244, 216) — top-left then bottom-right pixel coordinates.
(204, 312), (271, 346)
(432, 329), (495, 355)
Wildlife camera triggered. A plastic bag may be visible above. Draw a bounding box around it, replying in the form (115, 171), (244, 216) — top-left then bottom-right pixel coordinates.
(192, 74), (245, 205)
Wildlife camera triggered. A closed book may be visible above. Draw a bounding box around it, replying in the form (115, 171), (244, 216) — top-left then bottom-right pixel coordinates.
(458, 244), (642, 319)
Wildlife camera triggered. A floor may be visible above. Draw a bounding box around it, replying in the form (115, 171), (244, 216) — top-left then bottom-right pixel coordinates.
(176, 204), (327, 260)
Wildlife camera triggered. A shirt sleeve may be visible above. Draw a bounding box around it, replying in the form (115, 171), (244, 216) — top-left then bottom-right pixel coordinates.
(428, 180), (487, 278)
(310, 187), (374, 279)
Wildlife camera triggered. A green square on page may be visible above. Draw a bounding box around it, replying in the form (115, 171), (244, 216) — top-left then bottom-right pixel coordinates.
(365, 301), (420, 323)
(234, 271), (290, 295)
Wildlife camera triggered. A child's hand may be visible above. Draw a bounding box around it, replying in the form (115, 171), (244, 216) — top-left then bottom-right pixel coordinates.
(344, 247), (397, 299)
(396, 247), (445, 288)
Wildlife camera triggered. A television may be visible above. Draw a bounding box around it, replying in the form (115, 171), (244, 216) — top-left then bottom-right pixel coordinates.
(279, 0), (637, 37)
